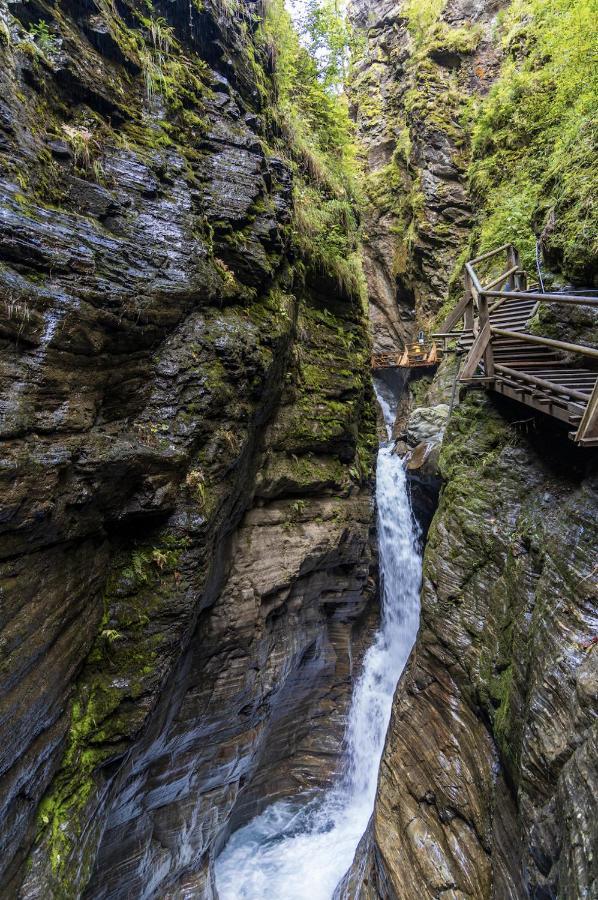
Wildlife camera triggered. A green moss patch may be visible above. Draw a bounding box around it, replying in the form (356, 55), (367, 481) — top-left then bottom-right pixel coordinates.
(469, 0), (598, 282)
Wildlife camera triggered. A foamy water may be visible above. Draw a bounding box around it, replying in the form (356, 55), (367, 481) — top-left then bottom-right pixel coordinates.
(215, 437), (422, 899)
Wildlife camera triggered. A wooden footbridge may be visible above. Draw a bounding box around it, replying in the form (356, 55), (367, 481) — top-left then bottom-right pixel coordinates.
(371, 338), (440, 370)
(434, 244), (598, 447)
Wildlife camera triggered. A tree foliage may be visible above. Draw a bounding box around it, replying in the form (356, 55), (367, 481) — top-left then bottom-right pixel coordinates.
(261, 0), (364, 299)
(296, 0), (352, 91)
(469, 0), (598, 283)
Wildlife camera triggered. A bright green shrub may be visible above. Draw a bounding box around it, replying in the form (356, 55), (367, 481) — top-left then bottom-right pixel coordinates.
(469, 0), (598, 282)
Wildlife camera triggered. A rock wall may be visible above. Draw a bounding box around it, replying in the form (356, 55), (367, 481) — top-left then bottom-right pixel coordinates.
(348, 0), (598, 897)
(341, 388), (598, 899)
(349, 0), (504, 349)
(0, 1), (376, 896)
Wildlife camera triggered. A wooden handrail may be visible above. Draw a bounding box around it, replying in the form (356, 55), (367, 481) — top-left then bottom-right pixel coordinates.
(482, 290), (598, 306)
(494, 364), (590, 403)
(491, 327), (598, 359)
(482, 265), (518, 292)
(465, 262), (483, 296)
(469, 243), (512, 266)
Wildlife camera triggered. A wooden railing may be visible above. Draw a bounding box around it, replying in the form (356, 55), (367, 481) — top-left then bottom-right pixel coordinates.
(433, 244), (598, 446)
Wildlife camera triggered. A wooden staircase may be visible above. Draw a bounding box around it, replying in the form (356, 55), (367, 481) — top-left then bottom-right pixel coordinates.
(433, 244), (598, 446)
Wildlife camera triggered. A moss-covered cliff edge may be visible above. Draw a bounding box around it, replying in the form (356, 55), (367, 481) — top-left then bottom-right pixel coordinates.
(350, 0), (597, 348)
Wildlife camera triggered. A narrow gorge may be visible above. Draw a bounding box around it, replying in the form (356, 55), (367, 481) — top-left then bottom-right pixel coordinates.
(0, 1), (596, 899)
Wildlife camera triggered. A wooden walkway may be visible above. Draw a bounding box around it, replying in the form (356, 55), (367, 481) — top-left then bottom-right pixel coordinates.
(372, 341), (440, 370)
(434, 244), (598, 447)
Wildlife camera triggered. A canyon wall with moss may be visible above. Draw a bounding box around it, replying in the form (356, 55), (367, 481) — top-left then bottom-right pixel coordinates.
(1, 0), (596, 896)
(0, 1), (376, 896)
(346, 0), (598, 897)
(350, 0), (597, 351)
(349, 0), (505, 349)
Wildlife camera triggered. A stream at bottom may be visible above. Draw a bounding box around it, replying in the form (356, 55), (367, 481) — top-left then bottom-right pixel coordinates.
(215, 443), (422, 899)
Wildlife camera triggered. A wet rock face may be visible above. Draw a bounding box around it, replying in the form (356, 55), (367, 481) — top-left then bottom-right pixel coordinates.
(345, 391), (598, 899)
(349, 0), (505, 344)
(81, 491), (374, 900)
(0, 1), (376, 895)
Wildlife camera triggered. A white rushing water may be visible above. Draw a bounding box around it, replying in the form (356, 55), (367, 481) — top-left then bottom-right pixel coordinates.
(215, 437), (422, 900)
(372, 378), (397, 440)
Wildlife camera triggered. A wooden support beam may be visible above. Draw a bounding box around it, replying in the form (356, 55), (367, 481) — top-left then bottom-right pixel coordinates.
(460, 321), (492, 380)
(491, 327), (598, 360)
(439, 288), (474, 333)
(574, 381), (598, 444)
(494, 364), (590, 403)
(506, 245), (521, 290)
(493, 381), (582, 426)
(478, 292), (494, 377)
(495, 376), (567, 409)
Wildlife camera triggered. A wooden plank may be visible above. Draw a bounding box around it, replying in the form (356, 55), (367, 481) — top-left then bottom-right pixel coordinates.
(460, 322), (492, 380)
(490, 316), (533, 325)
(519, 368), (597, 376)
(530, 375), (596, 384)
(431, 331), (469, 338)
(507, 360), (568, 367)
(490, 307), (537, 317)
(490, 313), (536, 323)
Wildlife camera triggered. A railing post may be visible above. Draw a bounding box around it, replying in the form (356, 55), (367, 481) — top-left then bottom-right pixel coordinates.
(574, 381), (598, 445)
(507, 244), (522, 290)
(478, 290), (495, 377)
(464, 270), (474, 331)
(473, 290), (481, 335)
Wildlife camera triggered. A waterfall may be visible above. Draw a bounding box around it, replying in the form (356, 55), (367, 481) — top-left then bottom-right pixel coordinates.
(372, 376), (397, 440)
(215, 432), (422, 899)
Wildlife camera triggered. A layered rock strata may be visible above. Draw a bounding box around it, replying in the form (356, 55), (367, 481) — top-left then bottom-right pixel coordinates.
(0, 1), (376, 895)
